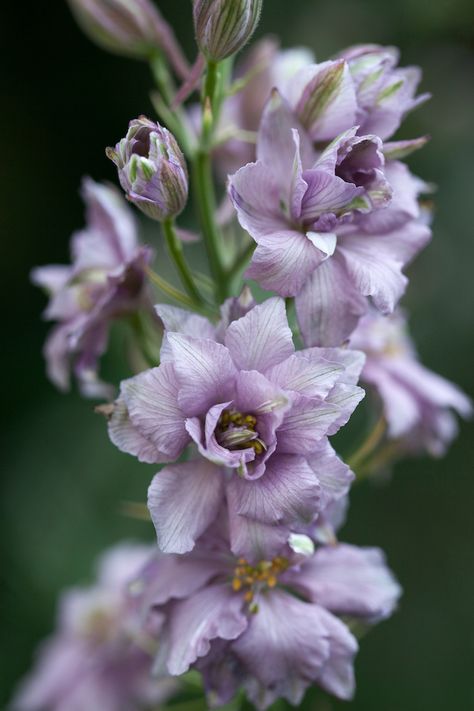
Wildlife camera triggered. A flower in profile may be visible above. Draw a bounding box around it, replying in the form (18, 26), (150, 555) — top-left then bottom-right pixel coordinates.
(106, 297), (364, 554)
(193, 0), (263, 61)
(229, 91), (431, 345)
(107, 117), (188, 222)
(32, 178), (153, 398)
(338, 44), (430, 140)
(133, 522), (401, 709)
(11, 544), (177, 711)
(67, 0), (190, 77)
(349, 309), (472, 456)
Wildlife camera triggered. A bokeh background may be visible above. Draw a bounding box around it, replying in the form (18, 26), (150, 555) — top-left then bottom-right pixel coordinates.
(2, 0), (474, 708)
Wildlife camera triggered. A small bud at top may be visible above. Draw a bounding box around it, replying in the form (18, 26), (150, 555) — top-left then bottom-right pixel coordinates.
(193, 0), (263, 61)
(67, 0), (189, 76)
(107, 117), (188, 222)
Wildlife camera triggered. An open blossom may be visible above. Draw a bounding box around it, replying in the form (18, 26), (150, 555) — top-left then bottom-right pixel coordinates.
(229, 91), (431, 345)
(349, 310), (472, 456)
(133, 522), (401, 709)
(32, 178), (153, 398)
(106, 117), (188, 222)
(106, 297), (365, 555)
(12, 544), (177, 711)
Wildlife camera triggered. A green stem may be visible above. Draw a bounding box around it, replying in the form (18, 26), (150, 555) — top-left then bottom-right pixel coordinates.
(145, 266), (214, 317)
(163, 218), (205, 306)
(347, 414), (387, 472)
(192, 150), (227, 302)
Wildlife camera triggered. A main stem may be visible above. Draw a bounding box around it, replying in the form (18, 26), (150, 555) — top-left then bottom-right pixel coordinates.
(190, 58), (229, 303)
(162, 218), (205, 306)
(192, 150), (227, 302)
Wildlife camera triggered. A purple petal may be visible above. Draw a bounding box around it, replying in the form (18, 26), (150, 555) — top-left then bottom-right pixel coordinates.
(295, 255), (367, 347)
(108, 394), (167, 464)
(301, 170), (362, 222)
(156, 304), (216, 362)
(224, 298), (294, 373)
(266, 353), (344, 399)
(306, 439), (354, 509)
(295, 544), (402, 623)
(166, 584), (248, 675)
(299, 347), (365, 385)
(277, 394), (345, 455)
(325, 382), (365, 435)
(291, 60), (358, 142)
(148, 460), (225, 554)
(122, 363), (189, 460)
(227, 454), (320, 526)
(245, 229), (324, 297)
(167, 333), (237, 416)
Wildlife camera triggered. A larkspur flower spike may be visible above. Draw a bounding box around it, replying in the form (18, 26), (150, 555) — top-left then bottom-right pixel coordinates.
(106, 116), (189, 222)
(193, 0), (263, 61)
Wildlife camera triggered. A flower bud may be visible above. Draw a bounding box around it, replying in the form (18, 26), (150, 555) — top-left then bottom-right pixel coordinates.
(193, 0), (263, 61)
(106, 117), (188, 222)
(67, 0), (189, 76)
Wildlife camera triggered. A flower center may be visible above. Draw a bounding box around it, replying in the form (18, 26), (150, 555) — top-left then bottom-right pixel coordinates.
(231, 556), (289, 607)
(216, 409), (266, 454)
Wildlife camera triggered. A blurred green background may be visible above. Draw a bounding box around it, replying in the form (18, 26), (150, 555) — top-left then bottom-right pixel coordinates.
(2, 0), (474, 708)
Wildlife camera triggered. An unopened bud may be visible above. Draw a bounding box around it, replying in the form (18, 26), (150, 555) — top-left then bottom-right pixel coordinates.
(106, 117), (188, 222)
(193, 0), (263, 61)
(67, 0), (189, 76)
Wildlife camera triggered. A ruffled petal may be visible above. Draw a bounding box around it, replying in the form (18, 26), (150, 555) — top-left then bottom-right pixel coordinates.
(122, 363), (189, 460)
(167, 334), (237, 417)
(225, 298), (294, 373)
(148, 461), (225, 554)
(227, 454), (320, 525)
(166, 585), (248, 675)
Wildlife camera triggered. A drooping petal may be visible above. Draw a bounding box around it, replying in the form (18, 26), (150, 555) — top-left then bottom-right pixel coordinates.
(227, 454), (320, 525)
(167, 334), (237, 416)
(315, 607), (358, 700)
(108, 395), (167, 464)
(245, 230), (324, 297)
(121, 363), (189, 460)
(225, 298), (294, 373)
(324, 382), (365, 435)
(147, 460), (225, 554)
(295, 255), (367, 347)
(233, 590), (356, 706)
(166, 585), (248, 675)
(306, 439), (354, 509)
(294, 544), (402, 623)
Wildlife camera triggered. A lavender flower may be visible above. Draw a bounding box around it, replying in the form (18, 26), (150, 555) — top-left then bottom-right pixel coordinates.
(133, 523), (401, 709)
(106, 297), (364, 554)
(349, 310), (472, 456)
(193, 0), (263, 61)
(229, 92), (431, 345)
(338, 44), (431, 140)
(11, 544), (177, 711)
(107, 117), (188, 222)
(67, 0), (190, 77)
(32, 178), (153, 398)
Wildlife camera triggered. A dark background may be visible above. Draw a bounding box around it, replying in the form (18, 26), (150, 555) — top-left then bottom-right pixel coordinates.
(2, 1), (474, 709)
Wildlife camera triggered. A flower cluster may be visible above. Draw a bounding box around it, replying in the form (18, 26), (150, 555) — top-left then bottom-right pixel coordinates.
(12, 544), (177, 711)
(22, 2), (471, 710)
